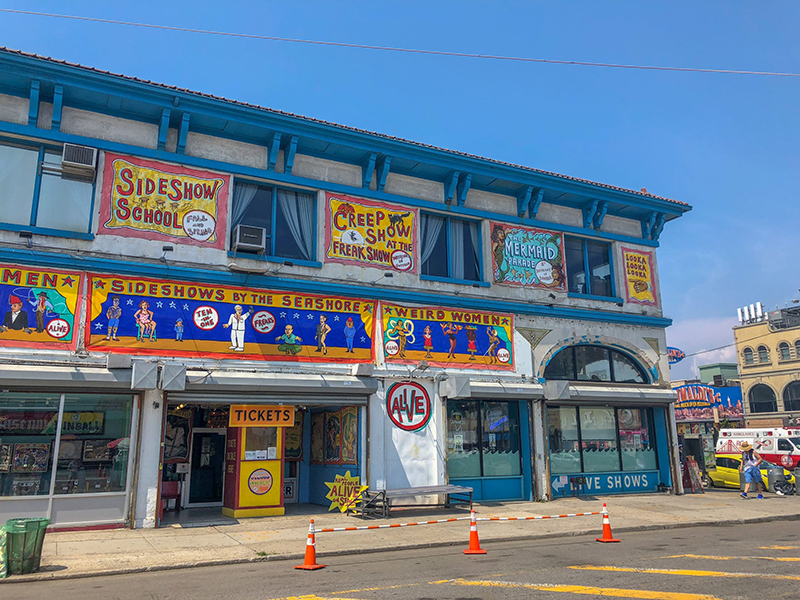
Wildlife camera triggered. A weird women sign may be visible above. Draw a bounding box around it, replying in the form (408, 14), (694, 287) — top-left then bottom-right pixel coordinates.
(98, 153), (230, 249)
(490, 223), (566, 290)
(325, 193), (418, 272)
(382, 303), (514, 370)
(85, 275), (375, 362)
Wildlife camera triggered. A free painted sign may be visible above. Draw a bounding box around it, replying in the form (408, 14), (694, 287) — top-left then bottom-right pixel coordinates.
(386, 382), (432, 432)
(550, 470), (659, 498)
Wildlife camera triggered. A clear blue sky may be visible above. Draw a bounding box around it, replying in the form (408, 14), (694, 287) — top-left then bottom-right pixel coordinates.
(2, 2), (798, 379)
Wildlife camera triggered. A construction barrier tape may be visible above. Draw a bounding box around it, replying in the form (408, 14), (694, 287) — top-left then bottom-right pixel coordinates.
(316, 516), (471, 533)
(476, 511), (601, 522)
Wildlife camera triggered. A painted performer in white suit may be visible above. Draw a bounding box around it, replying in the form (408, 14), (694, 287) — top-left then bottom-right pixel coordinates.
(222, 305), (253, 352)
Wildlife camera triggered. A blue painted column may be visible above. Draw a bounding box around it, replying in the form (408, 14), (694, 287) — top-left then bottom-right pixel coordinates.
(653, 406), (672, 488)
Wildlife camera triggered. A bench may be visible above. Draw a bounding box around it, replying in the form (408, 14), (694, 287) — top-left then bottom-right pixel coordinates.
(350, 484), (473, 519)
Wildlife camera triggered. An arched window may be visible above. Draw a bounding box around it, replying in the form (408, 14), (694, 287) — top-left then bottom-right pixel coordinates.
(779, 342), (791, 361)
(784, 382), (800, 412)
(795, 340), (800, 359)
(758, 345), (770, 363)
(743, 348), (755, 365)
(544, 345), (648, 384)
(749, 384), (777, 413)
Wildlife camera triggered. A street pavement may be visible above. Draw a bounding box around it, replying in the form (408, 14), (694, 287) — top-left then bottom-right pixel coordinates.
(7, 520), (800, 599)
(2, 488), (800, 584)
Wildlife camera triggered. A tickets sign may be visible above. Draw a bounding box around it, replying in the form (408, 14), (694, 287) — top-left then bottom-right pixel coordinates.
(98, 153), (230, 249)
(0, 264), (82, 350)
(622, 248), (657, 306)
(325, 193), (417, 272)
(382, 303), (514, 370)
(229, 405), (295, 427)
(85, 274), (376, 362)
(490, 223), (565, 289)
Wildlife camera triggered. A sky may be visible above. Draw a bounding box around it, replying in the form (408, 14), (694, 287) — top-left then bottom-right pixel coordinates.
(1, 2), (798, 380)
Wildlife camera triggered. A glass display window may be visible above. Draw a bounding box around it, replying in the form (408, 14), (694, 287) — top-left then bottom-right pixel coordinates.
(244, 427), (278, 460)
(447, 400), (521, 478)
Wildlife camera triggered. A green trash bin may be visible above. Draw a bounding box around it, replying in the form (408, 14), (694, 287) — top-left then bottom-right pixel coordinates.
(5, 518), (49, 575)
(0, 527), (7, 579)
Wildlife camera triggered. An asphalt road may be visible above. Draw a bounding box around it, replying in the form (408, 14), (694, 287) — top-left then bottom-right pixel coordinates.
(7, 520), (800, 599)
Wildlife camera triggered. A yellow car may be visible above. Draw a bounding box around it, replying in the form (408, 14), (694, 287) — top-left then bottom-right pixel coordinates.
(707, 454), (796, 491)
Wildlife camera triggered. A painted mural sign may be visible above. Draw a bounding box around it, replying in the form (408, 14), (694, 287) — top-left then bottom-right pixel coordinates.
(622, 247), (657, 306)
(490, 223), (565, 290)
(667, 346), (686, 365)
(0, 264), (82, 350)
(386, 382), (432, 432)
(673, 384), (743, 422)
(98, 153), (230, 249)
(325, 193), (418, 272)
(550, 470), (659, 498)
(84, 274), (375, 362)
(324, 470), (367, 512)
(382, 303), (514, 370)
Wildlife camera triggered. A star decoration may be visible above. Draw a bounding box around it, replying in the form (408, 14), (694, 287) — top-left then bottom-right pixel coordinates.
(501, 318), (509, 325)
(333, 315), (340, 322)
(307, 314), (314, 320)
(94, 280), (105, 289)
(94, 322), (103, 330)
(383, 306), (392, 315)
(156, 301), (163, 308)
(279, 312), (286, 318)
(127, 299), (134, 306)
(169, 301), (177, 309)
(360, 336), (366, 342)
(183, 304), (190, 310)
(293, 313), (300, 319)
(61, 276), (75, 288)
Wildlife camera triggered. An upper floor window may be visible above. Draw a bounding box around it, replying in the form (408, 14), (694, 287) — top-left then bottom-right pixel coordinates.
(784, 382), (800, 412)
(779, 342), (791, 361)
(749, 384), (777, 413)
(0, 141), (94, 234)
(544, 345), (648, 384)
(795, 340), (800, 359)
(420, 213), (481, 283)
(757, 345), (770, 363)
(230, 181), (316, 262)
(743, 347), (755, 365)
(564, 236), (614, 298)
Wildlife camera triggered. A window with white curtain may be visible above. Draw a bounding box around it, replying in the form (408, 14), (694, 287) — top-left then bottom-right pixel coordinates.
(420, 213), (481, 282)
(230, 181), (316, 261)
(0, 141), (94, 234)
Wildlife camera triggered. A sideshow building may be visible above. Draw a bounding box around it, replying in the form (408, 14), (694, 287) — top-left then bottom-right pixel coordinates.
(0, 48), (690, 529)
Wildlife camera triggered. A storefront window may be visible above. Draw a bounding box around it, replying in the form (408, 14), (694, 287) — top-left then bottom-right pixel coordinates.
(579, 407), (619, 472)
(481, 402), (521, 476)
(244, 427), (278, 460)
(617, 408), (657, 471)
(547, 406), (581, 474)
(447, 400), (481, 478)
(447, 400), (521, 478)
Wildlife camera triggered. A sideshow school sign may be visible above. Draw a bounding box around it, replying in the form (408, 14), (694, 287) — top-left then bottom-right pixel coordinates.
(85, 274), (376, 362)
(98, 153), (230, 249)
(325, 193), (418, 272)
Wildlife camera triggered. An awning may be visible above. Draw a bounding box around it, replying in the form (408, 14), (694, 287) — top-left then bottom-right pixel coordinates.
(440, 377), (544, 400)
(548, 384), (676, 406)
(0, 364), (132, 389)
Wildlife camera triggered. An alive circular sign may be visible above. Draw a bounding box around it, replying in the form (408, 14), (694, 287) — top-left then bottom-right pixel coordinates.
(247, 468), (273, 495)
(386, 381), (431, 432)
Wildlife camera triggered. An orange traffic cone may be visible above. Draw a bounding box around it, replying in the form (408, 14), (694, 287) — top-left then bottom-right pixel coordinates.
(463, 510), (487, 555)
(295, 519), (326, 570)
(595, 503), (620, 543)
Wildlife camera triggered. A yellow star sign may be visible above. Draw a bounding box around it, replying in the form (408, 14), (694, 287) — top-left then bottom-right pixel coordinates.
(324, 470), (368, 512)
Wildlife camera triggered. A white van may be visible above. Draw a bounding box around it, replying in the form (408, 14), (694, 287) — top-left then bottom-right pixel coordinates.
(716, 428), (800, 468)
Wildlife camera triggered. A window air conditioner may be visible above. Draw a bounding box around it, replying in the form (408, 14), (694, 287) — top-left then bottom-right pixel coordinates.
(233, 225), (266, 253)
(61, 143), (97, 176)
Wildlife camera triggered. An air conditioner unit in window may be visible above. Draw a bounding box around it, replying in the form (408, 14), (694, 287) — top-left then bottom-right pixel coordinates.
(61, 143), (97, 176)
(233, 225), (266, 253)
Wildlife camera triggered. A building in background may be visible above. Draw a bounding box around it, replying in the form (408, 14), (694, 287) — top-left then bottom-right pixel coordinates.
(698, 363), (738, 387)
(0, 48), (690, 528)
(734, 304), (800, 428)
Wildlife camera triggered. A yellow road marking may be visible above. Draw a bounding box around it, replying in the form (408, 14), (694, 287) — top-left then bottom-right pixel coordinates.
(570, 565), (800, 581)
(668, 553), (800, 563)
(761, 545), (800, 550)
(268, 596), (365, 600)
(434, 577), (721, 599)
(331, 583), (419, 594)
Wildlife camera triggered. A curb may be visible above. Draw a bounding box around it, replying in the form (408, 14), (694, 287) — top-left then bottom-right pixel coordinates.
(4, 511), (800, 584)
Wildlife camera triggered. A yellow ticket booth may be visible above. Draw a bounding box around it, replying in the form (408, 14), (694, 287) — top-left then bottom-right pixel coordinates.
(222, 405), (294, 518)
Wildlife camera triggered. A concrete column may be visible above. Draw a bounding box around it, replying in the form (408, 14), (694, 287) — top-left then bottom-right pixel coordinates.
(668, 405), (685, 495)
(133, 389), (165, 528)
(531, 400), (548, 501)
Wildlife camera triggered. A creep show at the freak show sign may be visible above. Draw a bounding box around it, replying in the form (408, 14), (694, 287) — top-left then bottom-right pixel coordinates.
(325, 193), (418, 272)
(85, 274), (376, 362)
(98, 153), (230, 249)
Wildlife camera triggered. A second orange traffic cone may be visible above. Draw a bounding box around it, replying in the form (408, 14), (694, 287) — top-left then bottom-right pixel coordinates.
(463, 510), (487, 555)
(595, 503), (620, 543)
(295, 519), (326, 570)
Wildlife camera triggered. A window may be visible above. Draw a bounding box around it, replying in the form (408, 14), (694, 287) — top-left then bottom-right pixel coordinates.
(778, 439), (794, 452)
(749, 384), (777, 413)
(547, 406), (657, 474)
(757, 345), (770, 363)
(795, 340), (800, 359)
(230, 181), (316, 262)
(420, 213), (481, 282)
(784, 382), (800, 412)
(0, 141), (94, 234)
(544, 345), (648, 384)
(779, 342), (791, 361)
(446, 400), (521, 478)
(743, 348), (755, 365)
(565, 236), (614, 298)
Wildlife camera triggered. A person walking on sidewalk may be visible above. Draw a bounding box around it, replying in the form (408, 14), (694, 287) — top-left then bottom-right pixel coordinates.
(739, 441), (765, 499)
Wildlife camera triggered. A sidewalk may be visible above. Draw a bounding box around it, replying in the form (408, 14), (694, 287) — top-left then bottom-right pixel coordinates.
(5, 489), (800, 583)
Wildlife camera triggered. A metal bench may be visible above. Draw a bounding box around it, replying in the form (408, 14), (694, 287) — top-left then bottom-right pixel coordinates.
(350, 485), (473, 519)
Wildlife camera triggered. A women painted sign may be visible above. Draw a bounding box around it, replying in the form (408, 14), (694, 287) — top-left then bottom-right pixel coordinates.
(325, 193), (417, 272)
(490, 223), (565, 290)
(622, 247), (657, 306)
(382, 303), (514, 370)
(0, 264), (82, 350)
(85, 274), (375, 362)
(98, 153), (230, 249)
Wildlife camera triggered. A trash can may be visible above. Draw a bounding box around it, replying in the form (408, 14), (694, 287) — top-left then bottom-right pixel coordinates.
(767, 465), (786, 492)
(5, 518), (49, 575)
(0, 527), (7, 579)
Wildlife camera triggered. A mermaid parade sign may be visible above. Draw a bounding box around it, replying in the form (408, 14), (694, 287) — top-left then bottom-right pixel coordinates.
(490, 223), (565, 290)
(382, 303), (514, 370)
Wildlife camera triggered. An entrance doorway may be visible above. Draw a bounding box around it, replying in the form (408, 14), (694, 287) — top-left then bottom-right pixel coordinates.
(186, 429), (226, 506)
